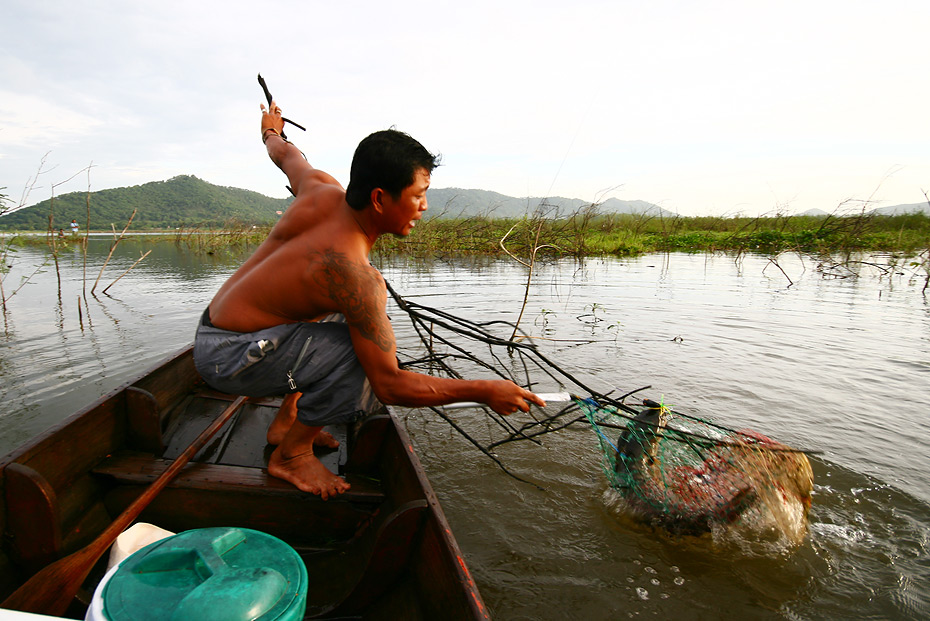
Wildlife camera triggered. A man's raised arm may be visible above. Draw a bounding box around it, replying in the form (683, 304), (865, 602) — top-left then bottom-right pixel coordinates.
(260, 101), (334, 196)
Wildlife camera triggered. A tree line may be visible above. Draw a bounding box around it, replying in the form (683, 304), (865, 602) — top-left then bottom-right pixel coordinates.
(0, 175), (291, 231)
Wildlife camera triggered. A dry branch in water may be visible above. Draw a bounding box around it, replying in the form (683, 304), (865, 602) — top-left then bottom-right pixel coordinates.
(103, 250), (152, 294)
(91, 209), (137, 295)
(500, 219), (560, 341)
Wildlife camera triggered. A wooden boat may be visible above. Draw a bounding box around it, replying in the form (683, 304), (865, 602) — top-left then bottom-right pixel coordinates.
(0, 346), (489, 619)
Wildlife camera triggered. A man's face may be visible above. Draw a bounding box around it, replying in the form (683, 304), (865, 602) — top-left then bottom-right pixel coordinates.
(383, 168), (430, 237)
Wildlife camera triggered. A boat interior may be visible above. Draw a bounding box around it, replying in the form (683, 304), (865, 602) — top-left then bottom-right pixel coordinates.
(0, 347), (485, 619)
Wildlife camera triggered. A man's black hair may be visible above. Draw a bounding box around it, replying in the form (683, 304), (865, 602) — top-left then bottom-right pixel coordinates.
(345, 129), (440, 210)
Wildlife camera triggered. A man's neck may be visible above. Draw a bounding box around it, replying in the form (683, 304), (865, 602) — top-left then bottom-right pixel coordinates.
(348, 205), (379, 253)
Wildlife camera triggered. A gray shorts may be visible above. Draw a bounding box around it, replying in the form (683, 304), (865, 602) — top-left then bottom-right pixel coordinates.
(193, 309), (378, 426)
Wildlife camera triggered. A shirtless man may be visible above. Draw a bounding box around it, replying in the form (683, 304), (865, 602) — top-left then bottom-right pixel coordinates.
(193, 101), (544, 499)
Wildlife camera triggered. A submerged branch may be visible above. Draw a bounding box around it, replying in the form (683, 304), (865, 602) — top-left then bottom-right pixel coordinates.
(91, 209), (136, 295)
(102, 250), (152, 294)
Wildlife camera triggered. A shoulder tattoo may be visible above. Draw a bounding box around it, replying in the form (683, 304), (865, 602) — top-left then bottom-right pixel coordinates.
(312, 249), (394, 352)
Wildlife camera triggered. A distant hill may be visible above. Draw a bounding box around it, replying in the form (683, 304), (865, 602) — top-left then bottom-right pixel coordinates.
(0, 175), (292, 231)
(425, 188), (673, 219)
(0, 176), (674, 231)
(870, 202), (930, 216)
(798, 208), (830, 217)
(798, 202), (929, 218)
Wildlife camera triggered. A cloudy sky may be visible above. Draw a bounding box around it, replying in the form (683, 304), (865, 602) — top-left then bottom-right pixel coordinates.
(2, 0), (928, 216)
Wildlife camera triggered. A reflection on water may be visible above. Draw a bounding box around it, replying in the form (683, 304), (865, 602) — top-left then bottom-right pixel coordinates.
(1, 241), (929, 619)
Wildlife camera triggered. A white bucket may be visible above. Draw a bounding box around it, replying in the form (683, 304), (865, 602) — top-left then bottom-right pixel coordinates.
(85, 523), (174, 621)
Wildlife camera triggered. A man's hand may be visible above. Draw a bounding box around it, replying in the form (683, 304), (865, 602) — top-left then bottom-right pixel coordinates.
(261, 100), (285, 142)
(483, 381), (547, 416)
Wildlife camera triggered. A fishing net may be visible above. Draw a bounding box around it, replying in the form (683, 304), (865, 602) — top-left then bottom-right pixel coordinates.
(576, 396), (813, 537)
(385, 279), (814, 537)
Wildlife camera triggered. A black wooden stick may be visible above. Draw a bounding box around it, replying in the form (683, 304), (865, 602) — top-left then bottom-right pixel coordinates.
(257, 73), (307, 140)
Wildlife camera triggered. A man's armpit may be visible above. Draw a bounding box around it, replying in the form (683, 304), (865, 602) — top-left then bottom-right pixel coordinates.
(314, 250), (395, 353)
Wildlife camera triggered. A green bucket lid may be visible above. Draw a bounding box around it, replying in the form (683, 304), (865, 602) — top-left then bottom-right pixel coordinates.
(102, 527), (307, 621)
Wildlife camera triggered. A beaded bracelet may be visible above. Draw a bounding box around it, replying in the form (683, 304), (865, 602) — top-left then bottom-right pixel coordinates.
(262, 128), (281, 143)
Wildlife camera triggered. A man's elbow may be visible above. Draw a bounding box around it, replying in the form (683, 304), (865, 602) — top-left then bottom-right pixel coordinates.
(371, 384), (404, 406)
(368, 372), (424, 407)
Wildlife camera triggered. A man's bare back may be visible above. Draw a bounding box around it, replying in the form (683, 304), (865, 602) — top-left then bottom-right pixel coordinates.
(197, 101), (544, 499)
(209, 177), (375, 333)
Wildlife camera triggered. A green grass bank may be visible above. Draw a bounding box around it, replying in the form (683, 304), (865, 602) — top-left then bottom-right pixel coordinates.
(374, 211), (930, 259)
(4, 211), (929, 259)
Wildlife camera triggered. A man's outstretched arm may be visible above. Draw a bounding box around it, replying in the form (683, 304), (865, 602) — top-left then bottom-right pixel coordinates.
(311, 250), (545, 416)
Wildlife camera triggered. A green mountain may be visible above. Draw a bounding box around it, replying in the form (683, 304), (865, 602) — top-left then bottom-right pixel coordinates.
(0, 175), (293, 231)
(0, 176), (674, 231)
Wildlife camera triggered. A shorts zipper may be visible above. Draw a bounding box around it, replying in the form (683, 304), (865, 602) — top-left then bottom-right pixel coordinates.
(286, 336), (313, 390)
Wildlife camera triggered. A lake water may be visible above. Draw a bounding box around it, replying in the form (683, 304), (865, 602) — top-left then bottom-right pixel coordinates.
(1, 237), (928, 619)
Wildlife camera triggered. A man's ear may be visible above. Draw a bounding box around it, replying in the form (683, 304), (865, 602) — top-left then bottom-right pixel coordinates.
(369, 187), (386, 215)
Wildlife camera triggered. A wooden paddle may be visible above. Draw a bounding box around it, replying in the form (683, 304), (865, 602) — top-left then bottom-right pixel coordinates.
(1, 395), (249, 616)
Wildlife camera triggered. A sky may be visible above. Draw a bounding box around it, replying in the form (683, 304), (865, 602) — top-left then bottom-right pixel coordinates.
(1, 0), (928, 217)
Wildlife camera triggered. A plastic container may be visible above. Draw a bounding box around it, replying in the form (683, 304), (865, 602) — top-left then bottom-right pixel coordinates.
(106, 523), (175, 571)
(86, 527), (307, 621)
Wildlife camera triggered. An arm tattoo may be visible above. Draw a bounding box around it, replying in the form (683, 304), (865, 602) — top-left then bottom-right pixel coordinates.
(312, 249), (394, 352)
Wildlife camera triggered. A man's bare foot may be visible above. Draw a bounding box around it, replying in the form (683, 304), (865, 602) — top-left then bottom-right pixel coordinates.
(270, 419), (339, 451)
(267, 393), (299, 445)
(314, 430), (340, 450)
(268, 446), (350, 499)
